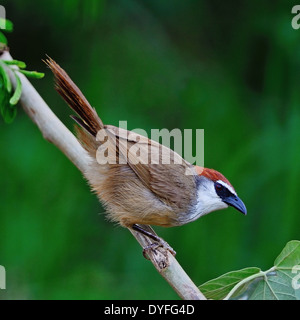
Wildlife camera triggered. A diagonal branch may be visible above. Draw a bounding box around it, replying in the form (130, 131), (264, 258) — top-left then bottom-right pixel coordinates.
(0, 50), (206, 300)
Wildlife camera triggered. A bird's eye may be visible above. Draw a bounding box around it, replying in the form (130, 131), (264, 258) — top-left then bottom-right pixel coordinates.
(215, 183), (223, 191)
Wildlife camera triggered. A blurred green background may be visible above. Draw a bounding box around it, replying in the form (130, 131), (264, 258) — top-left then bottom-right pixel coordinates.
(0, 0), (300, 299)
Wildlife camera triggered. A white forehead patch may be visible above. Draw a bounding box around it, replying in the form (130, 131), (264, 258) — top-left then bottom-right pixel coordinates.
(216, 180), (237, 196)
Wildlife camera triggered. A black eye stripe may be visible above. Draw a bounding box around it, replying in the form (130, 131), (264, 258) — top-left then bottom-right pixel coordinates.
(215, 182), (233, 199)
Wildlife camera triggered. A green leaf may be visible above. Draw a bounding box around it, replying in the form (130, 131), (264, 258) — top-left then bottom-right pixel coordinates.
(0, 83), (17, 123)
(249, 269), (297, 300)
(2, 101), (17, 123)
(18, 69), (45, 79)
(248, 240), (300, 300)
(274, 240), (300, 268)
(0, 75), (7, 115)
(0, 32), (7, 44)
(0, 61), (12, 93)
(0, 66), (17, 123)
(198, 267), (261, 300)
(0, 18), (13, 32)
(3, 60), (26, 69)
(9, 72), (22, 106)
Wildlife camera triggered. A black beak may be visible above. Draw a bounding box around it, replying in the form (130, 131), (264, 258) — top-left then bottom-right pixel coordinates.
(224, 195), (247, 215)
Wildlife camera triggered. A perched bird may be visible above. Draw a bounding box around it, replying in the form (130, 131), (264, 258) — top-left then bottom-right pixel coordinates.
(45, 58), (247, 249)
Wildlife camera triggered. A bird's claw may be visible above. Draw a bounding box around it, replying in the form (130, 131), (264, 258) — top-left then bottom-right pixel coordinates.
(142, 241), (176, 260)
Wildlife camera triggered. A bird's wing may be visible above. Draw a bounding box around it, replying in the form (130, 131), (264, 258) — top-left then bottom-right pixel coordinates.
(104, 125), (197, 210)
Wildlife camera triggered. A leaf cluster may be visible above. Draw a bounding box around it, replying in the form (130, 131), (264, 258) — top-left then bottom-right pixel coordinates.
(0, 19), (44, 123)
(199, 241), (300, 300)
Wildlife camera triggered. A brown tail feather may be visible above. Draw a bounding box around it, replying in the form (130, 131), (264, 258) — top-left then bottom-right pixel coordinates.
(44, 56), (104, 137)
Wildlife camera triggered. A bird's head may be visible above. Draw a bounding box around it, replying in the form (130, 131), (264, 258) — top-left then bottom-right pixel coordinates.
(192, 166), (247, 218)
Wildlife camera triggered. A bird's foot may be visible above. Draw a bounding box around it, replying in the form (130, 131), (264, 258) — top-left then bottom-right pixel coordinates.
(131, 224), (176, 259)
(142, 241), (176, 260)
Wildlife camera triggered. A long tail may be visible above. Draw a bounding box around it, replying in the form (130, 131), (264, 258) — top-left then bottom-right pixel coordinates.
(44, 57), (103, 137)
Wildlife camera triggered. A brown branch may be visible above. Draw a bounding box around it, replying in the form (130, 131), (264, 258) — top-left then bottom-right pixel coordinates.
(1, 51), (206, 300)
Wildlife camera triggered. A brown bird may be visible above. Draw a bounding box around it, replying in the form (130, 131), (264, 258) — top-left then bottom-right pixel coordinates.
(45, 58), (247, 250)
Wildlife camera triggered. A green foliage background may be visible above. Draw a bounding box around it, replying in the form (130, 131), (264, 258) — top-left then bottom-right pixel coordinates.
(0, 0), (300, 299)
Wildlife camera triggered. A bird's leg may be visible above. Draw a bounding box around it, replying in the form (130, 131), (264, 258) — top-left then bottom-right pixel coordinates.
(132, 224), (162, 242)
(131, 224), (176, 258)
